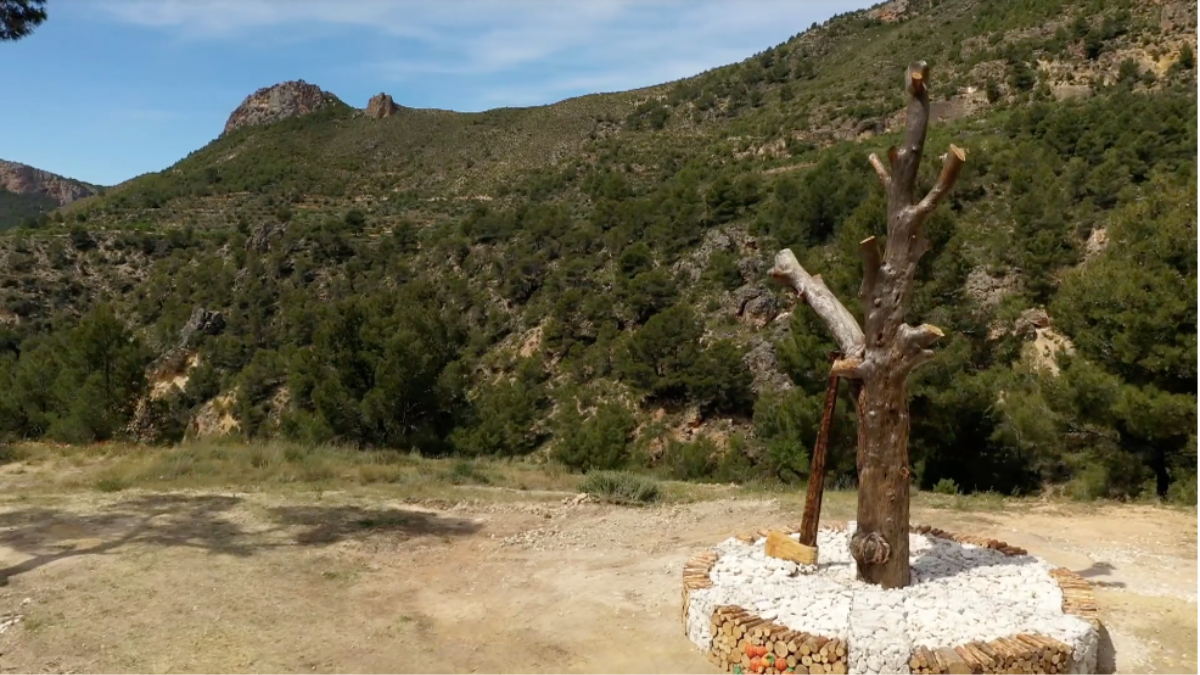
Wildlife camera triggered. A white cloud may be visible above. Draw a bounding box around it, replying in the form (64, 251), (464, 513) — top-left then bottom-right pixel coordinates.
(97, 0), (872, 109)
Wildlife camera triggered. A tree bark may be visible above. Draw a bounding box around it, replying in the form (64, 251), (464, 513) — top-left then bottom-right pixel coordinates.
(768, 60), (965, 588)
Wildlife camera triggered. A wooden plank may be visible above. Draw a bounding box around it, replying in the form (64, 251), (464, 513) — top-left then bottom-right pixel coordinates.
(765, 530), (818, 566)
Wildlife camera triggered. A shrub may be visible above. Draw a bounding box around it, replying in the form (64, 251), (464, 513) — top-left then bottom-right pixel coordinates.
(662, 437), (718, 481)
(95, 475), (130, 492)
(620, 305), (753, 413)
(68, 224), (97, 251)
(554, 402), (636, 472)
(752, 389), (818, 483)
(444, 459), (492, 485)
(451, 373), (548, 457)
(0, 442), (27, 465)
(933, 478), (960, 495)
(579, 471), (660, 504)
(1167, 472), (1197, 506)
(705, 250), (745, 291)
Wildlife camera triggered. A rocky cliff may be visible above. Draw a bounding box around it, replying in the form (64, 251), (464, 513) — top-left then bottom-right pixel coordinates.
(365, 92), (400, 119)
(222, 80), (333, 135)
(0, 159), (97, 205)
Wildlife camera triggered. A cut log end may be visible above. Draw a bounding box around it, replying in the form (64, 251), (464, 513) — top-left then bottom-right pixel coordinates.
(906, 61), (929, 94)
(830, 357), (864, 378)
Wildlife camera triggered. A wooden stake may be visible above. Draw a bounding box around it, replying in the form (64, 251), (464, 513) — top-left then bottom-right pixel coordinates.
(797, 353), (842, 553)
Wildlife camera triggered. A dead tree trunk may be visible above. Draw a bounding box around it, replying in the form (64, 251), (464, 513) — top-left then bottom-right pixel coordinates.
(769, 61), (965, 588)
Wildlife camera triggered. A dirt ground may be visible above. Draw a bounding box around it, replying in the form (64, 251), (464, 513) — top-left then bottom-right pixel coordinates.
(0, 488), (1191, 674)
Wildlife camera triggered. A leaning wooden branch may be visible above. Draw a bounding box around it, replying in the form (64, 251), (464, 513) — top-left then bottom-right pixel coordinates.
(768, 249), (865, 359)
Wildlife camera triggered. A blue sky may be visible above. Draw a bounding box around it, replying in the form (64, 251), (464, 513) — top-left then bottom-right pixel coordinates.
(5, 1), (873, 186)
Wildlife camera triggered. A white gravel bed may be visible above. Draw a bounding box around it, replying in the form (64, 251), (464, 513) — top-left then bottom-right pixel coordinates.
(685, 522), (1099, 674)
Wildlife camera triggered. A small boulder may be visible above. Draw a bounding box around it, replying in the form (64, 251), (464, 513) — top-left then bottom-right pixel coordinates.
(1014, 308), (1051, 339)
(731, 285), (781, 327)
(180, 307), (225, 347)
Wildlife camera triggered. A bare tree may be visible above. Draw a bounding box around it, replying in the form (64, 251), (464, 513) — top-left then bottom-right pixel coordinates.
(1, 0), (46, 42)
(769, 60), (966, 588)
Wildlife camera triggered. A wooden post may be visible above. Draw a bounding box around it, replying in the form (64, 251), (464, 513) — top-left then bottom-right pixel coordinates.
(797, 352), (842, 549)
(768, 60), (965, 588)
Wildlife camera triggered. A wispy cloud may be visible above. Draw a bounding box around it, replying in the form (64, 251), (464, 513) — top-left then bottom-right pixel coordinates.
(105, 108), (184, 123)
(95, 0), (867, 110)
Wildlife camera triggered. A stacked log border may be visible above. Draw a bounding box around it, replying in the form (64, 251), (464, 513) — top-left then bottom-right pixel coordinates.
(682, 522), (1102, 675)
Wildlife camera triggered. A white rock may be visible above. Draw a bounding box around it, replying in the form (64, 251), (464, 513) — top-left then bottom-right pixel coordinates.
(684, 522), (1100, 674)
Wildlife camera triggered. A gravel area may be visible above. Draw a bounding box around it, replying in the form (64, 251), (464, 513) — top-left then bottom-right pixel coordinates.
(685, 523), (1100, 674)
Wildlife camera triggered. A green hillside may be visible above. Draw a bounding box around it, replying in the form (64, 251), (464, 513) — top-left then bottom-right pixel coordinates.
(0, 189), (58, 231)
(0, 0), (1195, 503)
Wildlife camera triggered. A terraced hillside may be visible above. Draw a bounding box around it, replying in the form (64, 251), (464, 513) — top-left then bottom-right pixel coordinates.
(0, 0), (1195, 503)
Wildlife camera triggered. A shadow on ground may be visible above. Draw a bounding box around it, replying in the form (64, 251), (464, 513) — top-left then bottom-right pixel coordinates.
(0, 494), (481, 586)
(911, 537), (1035, 581)
(1074, 560), (1127, 589)
(265, 504), (482, 545)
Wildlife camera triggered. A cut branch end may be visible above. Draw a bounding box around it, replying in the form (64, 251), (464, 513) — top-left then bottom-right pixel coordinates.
(916, 143), (968, 216)
(906, 61), (929, 96)
(831, 356), (865, 379)
(869, 153), (891, 188)
(900, 323), (946, 351)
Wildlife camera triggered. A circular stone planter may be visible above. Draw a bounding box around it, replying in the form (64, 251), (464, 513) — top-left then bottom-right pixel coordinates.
(681, 521), (1101, 675)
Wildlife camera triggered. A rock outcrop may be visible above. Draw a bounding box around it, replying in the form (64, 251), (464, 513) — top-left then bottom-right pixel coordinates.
(965, 267), (1022, 308)
(180, 307), (226, 347)
(365, 92), (400, 119)
(743, 335), (794, 394)
(730, 284), (782, 328)
(1013, 308), (1051, 339)
(247, 221), (287, 253)
(0, 159), (97, 205)
(223, 80), (330, 135)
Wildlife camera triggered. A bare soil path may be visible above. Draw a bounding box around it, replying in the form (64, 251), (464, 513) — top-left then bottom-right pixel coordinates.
(0, 490), (1191, 674)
